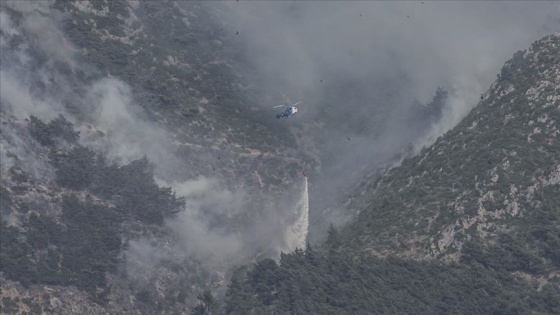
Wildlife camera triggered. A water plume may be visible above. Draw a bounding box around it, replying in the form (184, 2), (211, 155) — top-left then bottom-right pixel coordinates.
(282, 176), (309, 252)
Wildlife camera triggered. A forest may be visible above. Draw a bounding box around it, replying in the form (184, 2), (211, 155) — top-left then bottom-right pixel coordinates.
(224, 226), (560, 314)
(1, 115), (184, 304)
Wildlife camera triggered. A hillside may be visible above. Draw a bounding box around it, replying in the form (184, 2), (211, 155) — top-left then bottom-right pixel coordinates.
(223, 33), (560, 314)
(0, 1), (312, 314)
(342, 33), (560, 269)
(1, 1), (558, 314)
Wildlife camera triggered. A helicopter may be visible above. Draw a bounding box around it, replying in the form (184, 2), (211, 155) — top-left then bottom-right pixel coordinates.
(273, 101), (302, 119)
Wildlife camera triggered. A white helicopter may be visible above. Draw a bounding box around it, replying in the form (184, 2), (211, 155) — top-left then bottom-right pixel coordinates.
(273, 101), (302, 119)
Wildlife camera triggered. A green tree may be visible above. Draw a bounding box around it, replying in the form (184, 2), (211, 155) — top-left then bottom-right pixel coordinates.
(191, 290), (221, 315)
(326, 224), (341, 251)
(0, 186), (13, 214)
(225, 266), (260, 315)
(29, 115), (54, 146)
(49, 114), (79, 144)
(54, 146), (96, 190)
(0, 220), (37, 286)
(29, 114), (79, 146)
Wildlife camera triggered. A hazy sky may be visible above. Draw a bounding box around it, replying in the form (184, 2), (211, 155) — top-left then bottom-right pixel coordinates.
(224, 1), (559, 104)
(216, 1), (560, 235)
(220, 1), (559, 130)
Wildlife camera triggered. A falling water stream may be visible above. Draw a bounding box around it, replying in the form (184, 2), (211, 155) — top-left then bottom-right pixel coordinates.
(283, 177), (309, 252)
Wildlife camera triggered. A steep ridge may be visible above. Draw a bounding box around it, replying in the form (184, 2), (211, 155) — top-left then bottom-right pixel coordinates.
(341, 33), (560, 272)
(223, 33), (560, 314)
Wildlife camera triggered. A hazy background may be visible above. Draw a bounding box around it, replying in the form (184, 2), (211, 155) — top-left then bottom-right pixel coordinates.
(224, 1), (558, 107)
(1, 1), (559, 271)
(213, 1), (560, 236)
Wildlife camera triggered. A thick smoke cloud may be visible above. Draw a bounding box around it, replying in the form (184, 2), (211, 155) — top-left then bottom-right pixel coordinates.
(218, 1), (560, 234)
(82, 78), (184, 176)
(226, 1), (558, 107)
(0, 2), (71, 120)
(1, 1), (310, 283)
(161, 176), (245, 264)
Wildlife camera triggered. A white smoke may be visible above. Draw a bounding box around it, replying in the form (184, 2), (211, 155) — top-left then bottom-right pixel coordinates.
(218, 1), (560, 237)
(83, 78), (181, 172)
(413, 74), (486, 151)
(0, 71), (63, 120)
(123, 239), (170, 283)
(1, 2), (245, 269)
(160, 176), (246, 265)
(0, 114), (56, 184)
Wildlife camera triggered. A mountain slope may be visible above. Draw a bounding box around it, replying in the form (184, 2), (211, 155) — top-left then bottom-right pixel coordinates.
(223, 33), (560, 314)
(0, 1), (312, 314)
(342, 33), (560, 270)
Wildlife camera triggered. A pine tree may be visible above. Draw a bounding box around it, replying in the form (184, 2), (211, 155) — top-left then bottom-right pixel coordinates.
(326, 224), (341, 251)
(191, 289), (222, 315)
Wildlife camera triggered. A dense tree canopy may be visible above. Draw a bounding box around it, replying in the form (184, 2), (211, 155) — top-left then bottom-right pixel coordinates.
(224, 244), (560, 315)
